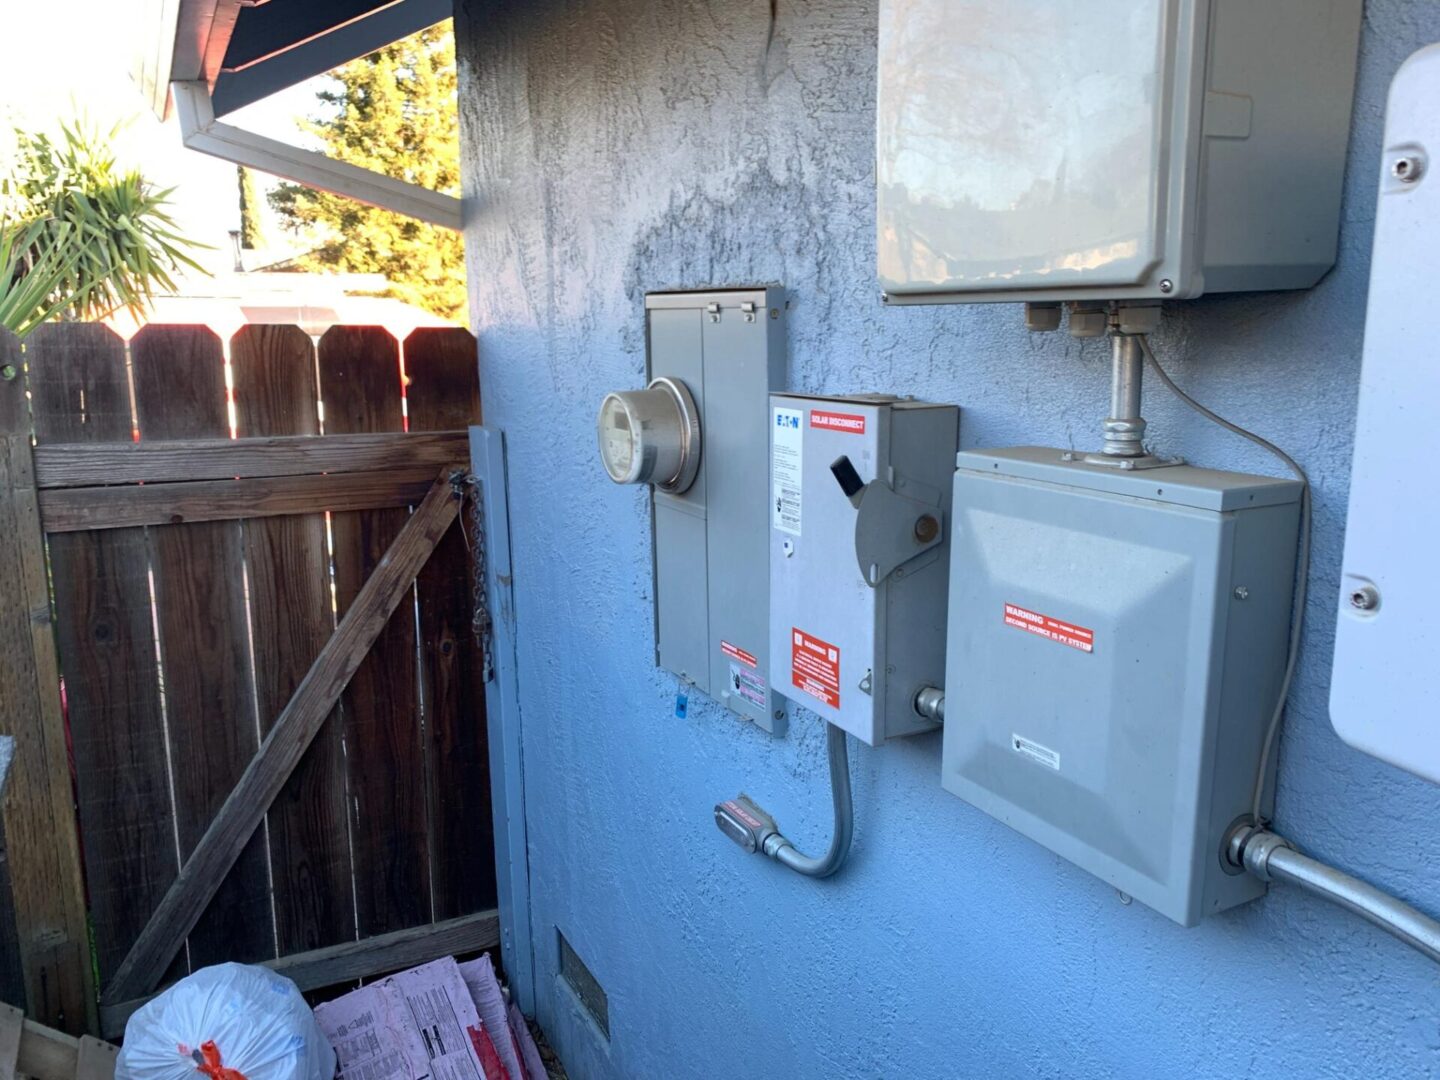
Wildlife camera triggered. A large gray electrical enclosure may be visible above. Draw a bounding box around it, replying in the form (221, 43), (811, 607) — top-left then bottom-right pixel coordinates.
(876, 0), (1364, 304)
(941, 448), (1301, 925)
(647, 289), (787, 734)
(769, 394), (958, 746)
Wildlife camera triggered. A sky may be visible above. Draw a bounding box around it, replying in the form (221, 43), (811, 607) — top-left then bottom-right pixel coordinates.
(0, 1), (328, 275)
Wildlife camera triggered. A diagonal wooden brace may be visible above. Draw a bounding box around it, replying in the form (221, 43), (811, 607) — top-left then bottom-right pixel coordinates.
(104, 469), (463, 1004)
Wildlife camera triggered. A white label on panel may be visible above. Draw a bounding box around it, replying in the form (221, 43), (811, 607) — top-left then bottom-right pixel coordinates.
(772, 407), (803, 535)
(1011, 733), (1060, 771)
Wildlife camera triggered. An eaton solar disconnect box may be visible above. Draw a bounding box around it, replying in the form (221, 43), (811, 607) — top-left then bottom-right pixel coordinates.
(941, 448), (1301, 926)
(769, 394), (958, 745)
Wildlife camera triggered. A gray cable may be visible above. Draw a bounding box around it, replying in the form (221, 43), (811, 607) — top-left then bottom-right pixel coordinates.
(1137, 335), (1312, 826)
(768, 722), (853, 877)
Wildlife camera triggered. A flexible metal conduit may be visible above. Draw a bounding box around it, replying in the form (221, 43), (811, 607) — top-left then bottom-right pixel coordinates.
(1238, 829), (1440, 966)
(763, 723), (853, 877)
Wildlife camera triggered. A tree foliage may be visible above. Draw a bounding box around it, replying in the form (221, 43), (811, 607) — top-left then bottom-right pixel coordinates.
(1, 122), (204, 336)
(270, 24), (465, 322)
(238, 166), (265, 250)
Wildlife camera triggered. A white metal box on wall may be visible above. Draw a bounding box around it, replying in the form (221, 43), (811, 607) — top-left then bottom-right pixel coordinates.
(769, 394), (958, 746)
(1329, 46), (1440, 784)
(876, 0), (1364, 304)
(941, 449), (1301, 925)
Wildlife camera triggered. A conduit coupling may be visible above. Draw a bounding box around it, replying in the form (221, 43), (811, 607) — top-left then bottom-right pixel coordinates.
(1229, 826), (1440, 966)
(714, 722), (853, 879)
(913, 686), (945, 724)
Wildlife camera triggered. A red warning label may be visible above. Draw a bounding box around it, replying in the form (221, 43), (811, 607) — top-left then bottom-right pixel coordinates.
(809, 410), (867, 435)
(1003, 603), (1094, 653)
(721, 640), (758, 668)
(791, 628), (841, 708)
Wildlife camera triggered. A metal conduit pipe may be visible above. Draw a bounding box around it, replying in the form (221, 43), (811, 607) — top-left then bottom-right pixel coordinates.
(1102, 332), (1148, 457)
(1233, 828), (1440, 966)
(764, 723), (853, 878)
(713, 723), (853, 879)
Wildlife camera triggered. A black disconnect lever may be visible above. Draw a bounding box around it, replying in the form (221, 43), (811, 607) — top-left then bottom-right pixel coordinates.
(830, 455), (865, 507)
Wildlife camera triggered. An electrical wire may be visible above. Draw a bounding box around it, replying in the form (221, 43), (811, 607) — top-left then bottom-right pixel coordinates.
(1137, 335), (1312, 826)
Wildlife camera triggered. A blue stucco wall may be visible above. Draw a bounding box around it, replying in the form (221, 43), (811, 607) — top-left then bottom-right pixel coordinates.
(454, 2), (1440, 1076)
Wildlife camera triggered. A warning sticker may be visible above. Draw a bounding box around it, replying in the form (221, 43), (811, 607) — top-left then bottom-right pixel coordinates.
(791, 628), (840, 709)
(730, 664), (768, 709)
(721, 640), (758, 668)
(772, 407), (803, 536)
(1003, 603), (1094, 653)
(809, 409), (867, 435)
(1012, 733), (1061, 771)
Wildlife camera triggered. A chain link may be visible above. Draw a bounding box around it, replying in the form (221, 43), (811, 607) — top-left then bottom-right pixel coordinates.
(460, 472), (495, 683)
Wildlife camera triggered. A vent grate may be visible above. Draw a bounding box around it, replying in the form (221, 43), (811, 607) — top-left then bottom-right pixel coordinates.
(557, 930), (609, 1039)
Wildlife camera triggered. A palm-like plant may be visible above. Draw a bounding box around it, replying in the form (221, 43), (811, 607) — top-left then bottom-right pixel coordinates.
(0, 220), (72, 336)
(1, 121), (206, 336)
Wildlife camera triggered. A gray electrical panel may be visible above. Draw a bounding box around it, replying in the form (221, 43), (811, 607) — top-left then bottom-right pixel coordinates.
(877, 0), (1363, 304)
(941, 448), (1301, 926)
(646, 289), (787, 734)
(769, 394), (958, 746)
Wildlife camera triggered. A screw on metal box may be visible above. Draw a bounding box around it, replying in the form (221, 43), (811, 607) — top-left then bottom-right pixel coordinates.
(1349, 584), (1380, 612)
(707, 302), (721, 323)
(1393, 155), (1424, 183)
(914, 514), (940, 543)
(1234, 586), (1250, 600)
(741, 301), (757, 322)
(1159, 279), (1174, 293)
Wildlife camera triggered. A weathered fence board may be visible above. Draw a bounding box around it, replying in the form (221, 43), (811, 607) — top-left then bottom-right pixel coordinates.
(406, 328), (496, 919)
(33, 430), (470, 488)
(231, 325), (355, 956)
(26, 324), (156, 1023)
(37, 468), (444, 532)
(319, 326), (431, 937)
(130, 327), (274, 970)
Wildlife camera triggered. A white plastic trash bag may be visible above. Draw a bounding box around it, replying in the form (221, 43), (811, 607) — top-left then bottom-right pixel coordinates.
(117, 963), (335, 1080)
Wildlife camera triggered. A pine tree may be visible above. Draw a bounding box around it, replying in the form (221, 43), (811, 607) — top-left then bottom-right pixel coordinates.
(238, 166), (265, 250)
(269, 24), (464, 321)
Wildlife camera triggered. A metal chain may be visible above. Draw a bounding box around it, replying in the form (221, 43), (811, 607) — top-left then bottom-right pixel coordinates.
(460, 472), (495, 683)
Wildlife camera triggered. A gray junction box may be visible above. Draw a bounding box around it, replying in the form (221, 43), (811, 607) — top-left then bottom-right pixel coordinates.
(646, 289), (786, 734)
(770, 394), (958, 746)
(941, 448), (1301, 925)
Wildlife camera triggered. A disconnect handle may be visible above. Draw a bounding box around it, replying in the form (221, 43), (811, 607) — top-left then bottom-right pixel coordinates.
(830, 455), (865, 503)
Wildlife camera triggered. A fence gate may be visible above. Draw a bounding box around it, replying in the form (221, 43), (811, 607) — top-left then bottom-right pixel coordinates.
(0, 323), (497, 1038)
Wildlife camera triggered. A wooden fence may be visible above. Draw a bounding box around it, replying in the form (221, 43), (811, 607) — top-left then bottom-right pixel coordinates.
(0, 323), (497, 1037)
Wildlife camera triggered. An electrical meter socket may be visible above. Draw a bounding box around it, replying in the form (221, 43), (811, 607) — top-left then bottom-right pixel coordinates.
(769, 393), (958, 746)
(597, 377), (701, 492)
(940, 448), (1302, 926)
(599, 289), (787, 734)
(876, 0), (1363, 304)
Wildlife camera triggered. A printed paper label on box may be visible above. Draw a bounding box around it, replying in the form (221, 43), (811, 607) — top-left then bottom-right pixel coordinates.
(1003, 603), (1094, 653)
(729, 663), (768, 709)
(1011, 733), (1061, 771)
(809, 409), (867, 435)
(721, 640), (758, 668)
(772, 407), (804, 536)
(791, 627), (840, 708)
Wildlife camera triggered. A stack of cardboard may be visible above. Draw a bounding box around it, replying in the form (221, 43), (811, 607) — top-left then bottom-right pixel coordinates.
(314, 956), (545, 1080)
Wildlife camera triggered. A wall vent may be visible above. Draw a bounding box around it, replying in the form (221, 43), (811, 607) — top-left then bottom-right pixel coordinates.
(558, 930), (609, 1039)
